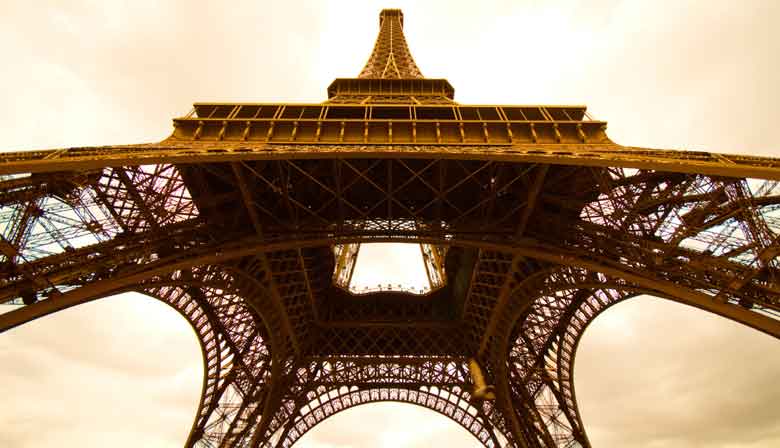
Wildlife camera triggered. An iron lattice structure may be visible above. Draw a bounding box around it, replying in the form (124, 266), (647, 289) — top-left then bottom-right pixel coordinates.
(2, 9), (780, 448)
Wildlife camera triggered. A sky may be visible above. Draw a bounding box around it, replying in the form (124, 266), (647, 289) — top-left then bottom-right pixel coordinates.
(0, 0), (779, 446)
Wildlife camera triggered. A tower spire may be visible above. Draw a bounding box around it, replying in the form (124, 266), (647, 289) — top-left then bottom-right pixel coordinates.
(359, 9), (423, 79)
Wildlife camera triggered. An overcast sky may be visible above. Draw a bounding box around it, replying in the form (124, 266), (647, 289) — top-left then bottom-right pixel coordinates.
(1, 1), (779, 447)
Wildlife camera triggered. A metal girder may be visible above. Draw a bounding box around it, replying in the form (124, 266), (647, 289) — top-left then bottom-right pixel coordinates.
(257, 358), (508, 448)
(359, 9), (423, 79)
(2, 223), (779, 337)
(3, 8), (780, 448)
(3, 143), (780, 181)
(516, 165), (549, 238)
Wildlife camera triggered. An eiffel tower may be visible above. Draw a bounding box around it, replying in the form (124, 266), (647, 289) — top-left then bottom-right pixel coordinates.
(2, 8), (779, 448)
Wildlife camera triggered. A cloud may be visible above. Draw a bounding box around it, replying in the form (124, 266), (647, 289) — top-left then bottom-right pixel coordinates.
(577, 297), (780, 447)
(0, 295), (201, 447)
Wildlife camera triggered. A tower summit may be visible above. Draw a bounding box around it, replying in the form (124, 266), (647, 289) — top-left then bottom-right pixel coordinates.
(2, 8), (780, 448)
(327, 9), (453, 105)
(359, 9), (423, 79)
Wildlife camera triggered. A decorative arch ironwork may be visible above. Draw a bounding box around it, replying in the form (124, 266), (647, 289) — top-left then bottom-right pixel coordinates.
(1, 15), (780, 443)
(277, 385), (502, 447)
(486, 257), (780, 448)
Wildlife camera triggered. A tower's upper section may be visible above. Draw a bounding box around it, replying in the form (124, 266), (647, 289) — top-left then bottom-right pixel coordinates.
(358, 9), (423, 79)
(327, 9), (453, 104)
(172, 8), (608, 146)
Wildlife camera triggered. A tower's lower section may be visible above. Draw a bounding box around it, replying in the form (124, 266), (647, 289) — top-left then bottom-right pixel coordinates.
(1, 147), (779, 447)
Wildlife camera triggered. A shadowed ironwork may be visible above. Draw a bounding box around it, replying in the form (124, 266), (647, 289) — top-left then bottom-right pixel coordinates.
(1, 8), (779, 448)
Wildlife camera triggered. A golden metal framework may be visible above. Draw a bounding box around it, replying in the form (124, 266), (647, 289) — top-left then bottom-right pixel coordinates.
(1, 8), (779, 448)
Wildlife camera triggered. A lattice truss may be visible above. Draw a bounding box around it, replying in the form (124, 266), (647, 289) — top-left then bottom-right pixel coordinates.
(252, 358), (510, 448)
(359, 9), (423, 79)
(1, 156), (779, 447)
(3, 7), (780, 448)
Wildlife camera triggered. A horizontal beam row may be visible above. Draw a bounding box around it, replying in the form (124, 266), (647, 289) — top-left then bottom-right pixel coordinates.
(171, 118), (608, 146)
(2, 143), (780, 180)
(326, 78), (455, 99)
(3, 231), (779, 339)
(189, 102), (589, 122)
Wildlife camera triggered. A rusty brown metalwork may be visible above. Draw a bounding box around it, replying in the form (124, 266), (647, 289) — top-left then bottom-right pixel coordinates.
(1, 8), (779, 448)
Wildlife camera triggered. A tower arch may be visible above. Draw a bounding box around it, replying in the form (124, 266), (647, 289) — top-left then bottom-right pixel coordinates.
(2, 262), (283, 447)
(488, 259), (780, 447)
(292, 401), (491, 447)
(1, 7), (779, 448)
(278, 386), (504, 447)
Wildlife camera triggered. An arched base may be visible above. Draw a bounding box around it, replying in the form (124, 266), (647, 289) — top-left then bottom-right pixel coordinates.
(295, 402), (488, 447)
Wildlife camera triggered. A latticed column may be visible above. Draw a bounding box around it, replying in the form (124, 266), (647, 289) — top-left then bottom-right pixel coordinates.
(2, 7), (780, 448)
